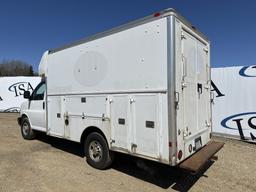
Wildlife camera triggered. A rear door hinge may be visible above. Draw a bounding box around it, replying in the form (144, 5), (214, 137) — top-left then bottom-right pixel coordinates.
(181, 31), (186, 40)
(203, 48), (209, 53)
(181, 81), (187, 89)
(175, 92), (179, 109)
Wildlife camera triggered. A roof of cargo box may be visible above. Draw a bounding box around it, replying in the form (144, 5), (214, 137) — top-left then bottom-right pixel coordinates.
(48, 8), (209, 54)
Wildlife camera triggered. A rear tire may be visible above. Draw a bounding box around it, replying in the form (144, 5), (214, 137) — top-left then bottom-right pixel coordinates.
(21, 117), (36, 140)
(84, 132), (114, 170)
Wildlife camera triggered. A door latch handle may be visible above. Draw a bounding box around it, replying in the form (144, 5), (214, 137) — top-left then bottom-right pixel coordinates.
(43, 102), (45, 109)
(181, 82), (187, 89)
(197, 83), (202, 94)
(131, 143), (137, 153)
(205, 120), (211, 127)
(182, 54), (187, 78)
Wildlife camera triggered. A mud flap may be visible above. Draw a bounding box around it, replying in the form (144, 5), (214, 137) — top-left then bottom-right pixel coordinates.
(179, 140), (224, 173)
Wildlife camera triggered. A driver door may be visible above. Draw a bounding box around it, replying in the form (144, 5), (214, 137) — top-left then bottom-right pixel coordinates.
(27, 82), (46, 132)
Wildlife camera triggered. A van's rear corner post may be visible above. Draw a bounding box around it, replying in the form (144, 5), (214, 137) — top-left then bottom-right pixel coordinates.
(167, 14), (177, 166)
(166, 10), (224, 173)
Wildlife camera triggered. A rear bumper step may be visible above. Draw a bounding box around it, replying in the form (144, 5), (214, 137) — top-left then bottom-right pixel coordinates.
(179, 140), (224, 173)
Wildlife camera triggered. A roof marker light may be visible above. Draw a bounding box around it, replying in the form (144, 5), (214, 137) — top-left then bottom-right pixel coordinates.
(154, 12), (161, 17)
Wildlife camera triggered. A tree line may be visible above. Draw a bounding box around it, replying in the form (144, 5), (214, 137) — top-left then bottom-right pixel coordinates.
(0, 60), (37, 76)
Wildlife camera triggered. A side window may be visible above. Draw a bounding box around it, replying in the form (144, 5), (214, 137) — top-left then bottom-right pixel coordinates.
(32, 82), (46, 100)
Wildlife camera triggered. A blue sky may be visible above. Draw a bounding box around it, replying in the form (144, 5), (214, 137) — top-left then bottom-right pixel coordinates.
(0, 0), (255, 71)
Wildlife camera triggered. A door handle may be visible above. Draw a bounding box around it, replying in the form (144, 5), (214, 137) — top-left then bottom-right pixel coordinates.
(197, 83), (202, 94)
(182, 54), (187, 78)
(43, 102), (45, 109)
(211, 92), (215, 103)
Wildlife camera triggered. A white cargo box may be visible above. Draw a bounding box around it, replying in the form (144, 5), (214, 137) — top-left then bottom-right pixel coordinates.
(28, 8), (219, 170)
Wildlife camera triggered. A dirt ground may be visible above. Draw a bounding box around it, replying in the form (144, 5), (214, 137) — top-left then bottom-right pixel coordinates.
(0, 113), (255, 192)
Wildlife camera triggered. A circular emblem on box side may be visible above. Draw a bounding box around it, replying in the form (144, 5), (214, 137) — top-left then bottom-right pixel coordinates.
(74, 51), (108, 86)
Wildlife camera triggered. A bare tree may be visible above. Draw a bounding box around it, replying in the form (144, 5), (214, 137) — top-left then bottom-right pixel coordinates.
(0, 60), (36, 76)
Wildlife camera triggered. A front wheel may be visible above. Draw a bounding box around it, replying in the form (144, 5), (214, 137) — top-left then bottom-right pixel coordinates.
(21, 117), (36, 140)
(84, 132), (114, 170)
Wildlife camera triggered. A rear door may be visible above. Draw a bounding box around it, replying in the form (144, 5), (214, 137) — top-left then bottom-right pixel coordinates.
(179, 29), (211, 159)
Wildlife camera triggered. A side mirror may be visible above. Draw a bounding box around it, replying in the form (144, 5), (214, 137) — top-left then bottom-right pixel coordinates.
(24, 91), (31, 99)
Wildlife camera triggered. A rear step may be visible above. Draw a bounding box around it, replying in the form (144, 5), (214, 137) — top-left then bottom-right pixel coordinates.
(179, 140), (224, 173)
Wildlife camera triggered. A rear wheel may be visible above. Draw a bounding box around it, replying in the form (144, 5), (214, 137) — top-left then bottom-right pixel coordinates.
(21, 117), (36, 140)
(84, 132), (114, 169)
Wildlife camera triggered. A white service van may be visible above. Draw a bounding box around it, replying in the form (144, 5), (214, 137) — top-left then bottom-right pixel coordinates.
(18, 8), (224, 172)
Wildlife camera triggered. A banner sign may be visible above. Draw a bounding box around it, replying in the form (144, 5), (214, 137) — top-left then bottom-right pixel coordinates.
(0, 77), (41, 112)
(212, 65), (256, 141)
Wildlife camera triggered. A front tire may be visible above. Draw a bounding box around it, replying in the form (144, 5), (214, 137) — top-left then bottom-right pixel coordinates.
(21, 117), (36, 140)
(84, 132), (113, 170)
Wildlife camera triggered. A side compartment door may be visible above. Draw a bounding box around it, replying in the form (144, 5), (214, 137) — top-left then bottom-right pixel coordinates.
(132, 95), (159, 158)
(109, 95), (129, 150)
(47, 96), (65, 137)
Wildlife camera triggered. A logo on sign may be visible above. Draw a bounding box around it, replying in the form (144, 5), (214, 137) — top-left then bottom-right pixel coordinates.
(211, 81), (225, 98)
(239, 65), (256, 77)
(8, 82), (34, 97)
(221, 112), (256, 140)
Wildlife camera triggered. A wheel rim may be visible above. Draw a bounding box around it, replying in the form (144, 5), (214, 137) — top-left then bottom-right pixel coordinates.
(88, 140), (103, 162)
(22, 122), (29, 136)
